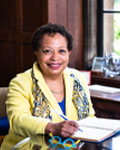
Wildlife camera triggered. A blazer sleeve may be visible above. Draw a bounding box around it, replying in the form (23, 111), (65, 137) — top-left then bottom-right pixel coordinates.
(6, 73), (51, 137)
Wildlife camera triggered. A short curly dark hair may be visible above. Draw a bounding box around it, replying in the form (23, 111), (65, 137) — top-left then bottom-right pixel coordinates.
(32, 23), (73, 51)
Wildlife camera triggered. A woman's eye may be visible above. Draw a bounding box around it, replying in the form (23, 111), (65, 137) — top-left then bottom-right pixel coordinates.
(43, 49), (51, 54)
(59, 49), (66, 53)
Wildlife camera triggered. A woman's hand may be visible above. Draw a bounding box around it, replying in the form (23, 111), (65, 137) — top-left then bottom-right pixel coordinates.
(45, 120), (79, 137)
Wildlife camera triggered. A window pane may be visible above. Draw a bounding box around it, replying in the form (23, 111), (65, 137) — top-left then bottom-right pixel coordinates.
(104, 0), (120, 11)
(104, 13), (120, 55)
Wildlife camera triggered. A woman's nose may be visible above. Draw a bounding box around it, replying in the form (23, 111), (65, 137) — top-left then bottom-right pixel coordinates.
(51, 52), (58, 60)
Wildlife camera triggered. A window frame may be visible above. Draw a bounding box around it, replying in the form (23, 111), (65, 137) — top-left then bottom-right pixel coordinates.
(97, 0), (120, 57)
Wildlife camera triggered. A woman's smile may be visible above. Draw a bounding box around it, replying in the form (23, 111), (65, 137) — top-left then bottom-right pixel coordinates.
(47, 63), (61, 69)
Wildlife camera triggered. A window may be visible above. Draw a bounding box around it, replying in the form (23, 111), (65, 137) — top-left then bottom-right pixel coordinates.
(97, 0), (120, 57)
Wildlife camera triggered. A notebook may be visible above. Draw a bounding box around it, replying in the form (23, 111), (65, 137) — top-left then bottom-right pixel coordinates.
(89, 84), (120, 96)
(72, 117), (120, 143)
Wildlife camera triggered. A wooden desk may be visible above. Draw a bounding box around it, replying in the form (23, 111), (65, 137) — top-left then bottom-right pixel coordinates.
(91, 71), (120, 88)
(90, 92), (120, 119)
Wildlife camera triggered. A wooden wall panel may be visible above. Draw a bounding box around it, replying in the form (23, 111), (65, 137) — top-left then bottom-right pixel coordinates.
(68, 0), (83, 69)
(0, 0), (48, 86)
(48, 0), (83, 70)
(0, 42), (16, 86)
(0, 0), (16, 32)
(48, 0), (68, 26)
(22, 44), (35, 71)
(22, 0), (48, 33)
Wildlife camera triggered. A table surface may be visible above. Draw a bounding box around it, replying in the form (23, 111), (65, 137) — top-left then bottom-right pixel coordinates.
(8, 133), (120, 150)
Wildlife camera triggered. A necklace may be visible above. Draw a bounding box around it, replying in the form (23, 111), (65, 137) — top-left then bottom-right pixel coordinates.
(51, 90), (64, 94)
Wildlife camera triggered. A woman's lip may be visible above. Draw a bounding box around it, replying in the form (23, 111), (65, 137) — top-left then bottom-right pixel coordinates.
(48, 63), (61, 66)
(48, 63), (61, 69)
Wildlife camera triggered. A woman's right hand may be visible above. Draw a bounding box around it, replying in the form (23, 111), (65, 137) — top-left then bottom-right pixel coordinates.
(45, 120), (79, 137)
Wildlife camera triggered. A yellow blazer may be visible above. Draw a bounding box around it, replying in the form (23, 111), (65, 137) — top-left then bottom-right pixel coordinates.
(5, 62), (95, 137)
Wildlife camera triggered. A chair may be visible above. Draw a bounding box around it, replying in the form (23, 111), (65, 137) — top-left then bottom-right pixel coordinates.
(0, 87), (9, 145)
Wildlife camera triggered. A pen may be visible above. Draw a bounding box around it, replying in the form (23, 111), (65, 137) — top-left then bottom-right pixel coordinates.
(53, 109), (83, 132)
(12, 137), (30, 149)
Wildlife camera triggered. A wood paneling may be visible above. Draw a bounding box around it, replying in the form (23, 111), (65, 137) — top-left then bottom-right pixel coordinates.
(0, 0), (16, 32)
(48, 0), (68, 25)
(0, 0), (47, 86)
(48, 0), (83, 70)
(22, 0), (48, 33)
(0, 0), (83, 86)
(0, 42), (16, 86)
(68, 0), (83, 69)
(22, 44), (35, 71)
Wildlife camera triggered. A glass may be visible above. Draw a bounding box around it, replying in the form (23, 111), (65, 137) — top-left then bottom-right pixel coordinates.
(104, 0), (120, 11)
(104, 13), (120, 56)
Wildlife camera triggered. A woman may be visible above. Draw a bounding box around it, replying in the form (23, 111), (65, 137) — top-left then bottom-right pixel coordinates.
(3, 23), (95, 140)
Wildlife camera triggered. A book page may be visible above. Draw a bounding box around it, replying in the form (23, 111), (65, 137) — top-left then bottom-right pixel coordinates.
(72, 117), (120, 142)
(77, 117), (120, 131)
(73, 126), (113, 142)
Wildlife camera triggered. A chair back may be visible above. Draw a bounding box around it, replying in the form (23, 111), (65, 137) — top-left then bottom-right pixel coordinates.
(0, 87), (8, 117)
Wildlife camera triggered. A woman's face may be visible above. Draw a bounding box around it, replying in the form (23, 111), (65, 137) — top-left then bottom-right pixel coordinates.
(35, 33), (71, 78)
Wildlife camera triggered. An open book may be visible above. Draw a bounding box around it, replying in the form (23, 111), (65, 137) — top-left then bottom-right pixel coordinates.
(72, 117), (120, 143)
(89, 84), (120, 96)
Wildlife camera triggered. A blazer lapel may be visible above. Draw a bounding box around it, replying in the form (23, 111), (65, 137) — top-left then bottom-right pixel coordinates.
(33, 62), (63, 114)
(63, 69), (75, 118)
